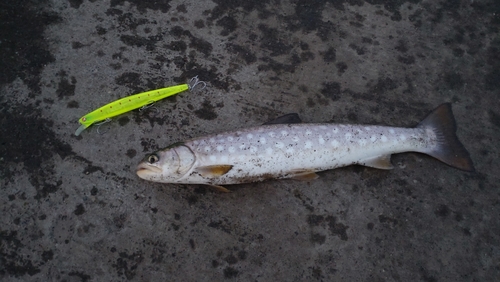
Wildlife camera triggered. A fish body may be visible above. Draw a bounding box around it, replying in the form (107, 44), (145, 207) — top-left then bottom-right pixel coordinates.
(136, 104), (474, 189)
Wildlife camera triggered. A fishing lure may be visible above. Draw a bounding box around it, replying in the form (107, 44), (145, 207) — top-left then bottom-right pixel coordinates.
(75, 76), (206, 136)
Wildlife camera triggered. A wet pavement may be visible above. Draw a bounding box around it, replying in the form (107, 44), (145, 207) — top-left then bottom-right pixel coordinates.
(1, 0), (499, 281)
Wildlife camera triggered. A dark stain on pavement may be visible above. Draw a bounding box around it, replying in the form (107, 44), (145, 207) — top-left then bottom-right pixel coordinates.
(0, 103), (73, 199)
(110, 0), (172, 13)
(307, 214), (349, 241)
(0, 0), (61, 92)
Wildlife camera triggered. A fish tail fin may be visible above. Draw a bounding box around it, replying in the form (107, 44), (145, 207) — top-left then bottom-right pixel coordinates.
(417, 103), (474, 172)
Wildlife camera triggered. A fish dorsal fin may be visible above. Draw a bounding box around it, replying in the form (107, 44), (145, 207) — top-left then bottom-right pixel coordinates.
(196, 165), (233, 177)
(290, 170), (320, 181)
(358, 155), (394, 170)
(263, 113), (302, 125)
(208, 185), (232, 193)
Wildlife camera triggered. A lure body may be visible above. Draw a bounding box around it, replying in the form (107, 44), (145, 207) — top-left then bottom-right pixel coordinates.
(136, 104), (474, 191)
(75, 84), (189, 136)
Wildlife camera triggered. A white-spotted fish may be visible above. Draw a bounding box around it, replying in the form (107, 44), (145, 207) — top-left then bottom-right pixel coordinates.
(136, 103), (474, 192)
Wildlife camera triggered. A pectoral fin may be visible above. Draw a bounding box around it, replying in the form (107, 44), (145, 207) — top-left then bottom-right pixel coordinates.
(358, 155), (394, 170)
(196, 165), (233, 177)
(290, 170), (320, 181)
(208, 185), (232, 193)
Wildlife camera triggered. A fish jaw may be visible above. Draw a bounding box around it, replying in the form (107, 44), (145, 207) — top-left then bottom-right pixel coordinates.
(136, 162), (163, 181)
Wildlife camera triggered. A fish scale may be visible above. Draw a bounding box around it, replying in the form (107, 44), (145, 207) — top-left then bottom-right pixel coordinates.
(136, 104), (474, 190)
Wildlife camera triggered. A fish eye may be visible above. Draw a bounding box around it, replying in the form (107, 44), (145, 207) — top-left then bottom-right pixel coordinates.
(147, 154), (159, 164)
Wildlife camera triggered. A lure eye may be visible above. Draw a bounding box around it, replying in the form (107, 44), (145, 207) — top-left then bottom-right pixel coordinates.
(147, 154), (159, 164)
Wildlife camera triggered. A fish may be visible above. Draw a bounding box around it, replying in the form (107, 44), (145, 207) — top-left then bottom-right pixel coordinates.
(136, 103), (474, 191)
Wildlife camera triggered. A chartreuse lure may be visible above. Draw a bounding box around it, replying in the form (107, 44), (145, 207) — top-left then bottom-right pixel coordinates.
(75, 77), (205, 136)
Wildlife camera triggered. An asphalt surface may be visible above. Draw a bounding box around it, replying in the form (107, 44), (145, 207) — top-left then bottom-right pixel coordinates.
(1, 0), (499, 281)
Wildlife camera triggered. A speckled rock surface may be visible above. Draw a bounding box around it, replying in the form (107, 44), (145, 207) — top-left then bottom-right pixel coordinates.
(1, 0), (499, 281)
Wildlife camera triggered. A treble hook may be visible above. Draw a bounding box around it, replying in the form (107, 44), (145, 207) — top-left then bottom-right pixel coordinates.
(139, 100), (156, 112)
(188, 75), (207, 91)
(96, 118), (112, 135)
(139, 100), (159, 117)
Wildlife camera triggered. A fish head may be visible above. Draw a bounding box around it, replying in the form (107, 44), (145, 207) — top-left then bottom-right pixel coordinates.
(136, 143), (196, 183)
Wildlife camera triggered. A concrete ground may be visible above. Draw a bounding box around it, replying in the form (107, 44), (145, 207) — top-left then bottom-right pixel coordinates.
(1, 0), (499, 281)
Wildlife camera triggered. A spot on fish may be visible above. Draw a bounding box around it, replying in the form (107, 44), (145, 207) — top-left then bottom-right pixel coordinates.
(318, 136), (325, 144)
(306, 130), (312, 136)
(239, 144), (246, 150)
(364, 127), (371, 131)
(260, 137), (267, 144)
(305, 140), (312, 149)
(281, 130), (288, 136)
(345, 133), (352, 141)
(320, 125), (327, 130)
(381, 135), (388, 142)
(209, 138), (215, 143)
(204, 146), (211, 152)
(221, 155), (228, 162)
(216, 145), (224, 152)
(228, 146), (236, 153)
(247, 133), (253, 139)
(358, 139), (367, 146)
(266, 147), (273, 155)
(286, 147), (295, 154)
(356, 129), (363, 133)
(331, 140), (339, 148)
(332, 128), (338, 133)
(268, 132), (276, 137)
(292, 136), (300, 142)
(250, 146), (258, 153)
(399, 134), (407, 141)
(275, 142), (284, 149)
(227, 136), (234, 141)
(389, 129), (395, 134)
(370, 135), (377, 142)
(209, 155), (216, 162)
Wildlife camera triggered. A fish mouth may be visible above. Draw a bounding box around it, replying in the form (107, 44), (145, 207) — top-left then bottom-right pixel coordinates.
(136, 163), (162, 178)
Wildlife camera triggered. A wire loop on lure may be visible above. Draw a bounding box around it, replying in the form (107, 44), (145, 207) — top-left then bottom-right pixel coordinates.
(188, 75), (207, 91)
(96, 118), (112, 135)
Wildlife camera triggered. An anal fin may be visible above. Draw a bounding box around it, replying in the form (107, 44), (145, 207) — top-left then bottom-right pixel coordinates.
(358, 155), (394, 170)
(290, 170), (320, 181)
(196, 165), (233, 177)
(208, 185), (232, 193)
